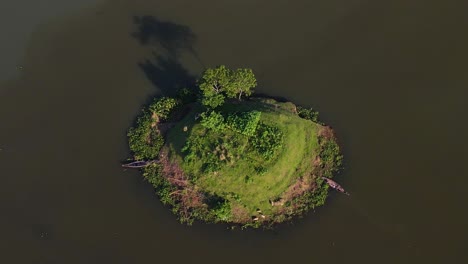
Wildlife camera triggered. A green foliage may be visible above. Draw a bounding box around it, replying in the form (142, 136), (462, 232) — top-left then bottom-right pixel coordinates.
(154, 97), (337, 226)
(125, 70), (342, 227)
(280, 177), (330, 221)
(142, 163), (162, 186)
(127, 96), (181, 160)
(251, 123), (284, 160)
(226, 192), (242, 202)
(149, 97), (179, 121)
(143, 164), (177, 206)
(291, 183), (329, 215)
(297, 106), (320, 123)
(187, 110), (264, 173)
(286, 137), (343, 216)
(199, 110), (262, 136)
(198, 65), (257, 109)
(203, 193), (232, 222)
(201, 92), (226, 109)
(127, 112), (164, 160)
(199, 65), (232, 96)
(254, 166), (268, 175)
(200, 111), (226, 131)
(198, 66), (230, 108)
(182, 133), (205, 162)
(226, 68), (257, 100)
(212, 201), (232, 222)
(226, 111), (262, 136)
(167, 99), (320, 221)
(182, 131), (223, 173)
(202, 157), (222, 173)
(320, 138), (343, 177)
(309, 179), (329, 208)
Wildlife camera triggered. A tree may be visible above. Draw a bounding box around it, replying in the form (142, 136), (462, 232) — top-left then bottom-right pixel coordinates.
(198, 65), (257, 108)
(199, 65), (232, 95)
(227, 68), (257, 100)
(199, 65), (233, 108)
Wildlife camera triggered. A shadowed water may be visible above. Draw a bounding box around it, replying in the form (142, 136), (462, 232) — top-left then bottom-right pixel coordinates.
(1, 1), (467, 263)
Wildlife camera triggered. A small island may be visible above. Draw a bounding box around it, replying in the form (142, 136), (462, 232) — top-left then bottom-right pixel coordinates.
(125, 66), (343, 228)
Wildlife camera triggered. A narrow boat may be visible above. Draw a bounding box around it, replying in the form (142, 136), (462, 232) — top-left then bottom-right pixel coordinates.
(122, 160), (156, 168)
(321, 177), (349, 195)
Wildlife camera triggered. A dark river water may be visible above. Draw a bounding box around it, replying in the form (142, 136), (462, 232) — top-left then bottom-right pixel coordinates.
(1, 1), (467, 263)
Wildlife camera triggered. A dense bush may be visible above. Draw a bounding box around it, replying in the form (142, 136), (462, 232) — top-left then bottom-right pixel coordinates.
(127, 97), (181, 160)
(290, 183), (329, 216)
(182, 134), (206, 162)
(319, 139), (343, 177)
(226, 111), (262, 136)
(149, 97), (179, 121)
(309, 178), (329, 208)
(212, 201), (232, 222)
(200, 111), (226, 131)
(127, 112), (164, 160)
(205, 194), (232, 222)
(251, 123), (284, 160)
(181, 130), (223, 173)
(199, 110), (262, 136)
(297, 106), (320, 123)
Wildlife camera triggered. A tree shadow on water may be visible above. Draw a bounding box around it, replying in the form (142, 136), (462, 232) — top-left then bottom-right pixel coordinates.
(138, 53), (195, 96)
(132, 15), (196, 58)
(132, 15), (202, 95)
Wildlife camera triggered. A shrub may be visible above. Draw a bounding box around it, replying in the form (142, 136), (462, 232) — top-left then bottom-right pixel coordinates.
(127, 112), (164, 160)
(226, 111), (262, 136)
(182, 133), (207, 162)
(200, 111), (226, 131)
(251, 123), (284, 160)
(143, 164), (177, 206)
(309, 179), (329, 208)
(149, 97), (179, 121)
(127, 96), (181, 160)
(297, 106), (320, 123)
(320, 138), (343, 176)
(202, 159), (221, 173)
(211, 200), (232, 222)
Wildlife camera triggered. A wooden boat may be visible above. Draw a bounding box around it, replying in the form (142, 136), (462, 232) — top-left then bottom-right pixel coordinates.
(122, 160), (156, 168)
(321, 177), (349, 195)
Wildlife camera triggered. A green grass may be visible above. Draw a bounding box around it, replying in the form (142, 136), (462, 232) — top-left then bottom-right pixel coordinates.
(165, 100), (320, 218)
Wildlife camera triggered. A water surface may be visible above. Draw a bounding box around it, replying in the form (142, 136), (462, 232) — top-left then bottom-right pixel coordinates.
(1, 1), (467, 263)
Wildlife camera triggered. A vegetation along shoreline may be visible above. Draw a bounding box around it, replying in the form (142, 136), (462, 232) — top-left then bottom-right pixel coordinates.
(124, 65), (344, 228)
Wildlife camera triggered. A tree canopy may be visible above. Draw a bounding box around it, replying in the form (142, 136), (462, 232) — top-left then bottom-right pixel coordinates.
(198, 65), (257, 108)
(228, 68), (257, 100)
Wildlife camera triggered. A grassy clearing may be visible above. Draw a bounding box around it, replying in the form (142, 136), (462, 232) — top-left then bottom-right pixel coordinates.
(165, 100), (320, 219)
(127, 95), (342, 227)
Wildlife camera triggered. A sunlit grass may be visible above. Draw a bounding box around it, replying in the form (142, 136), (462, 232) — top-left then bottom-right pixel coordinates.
(166, 100), (320, 217)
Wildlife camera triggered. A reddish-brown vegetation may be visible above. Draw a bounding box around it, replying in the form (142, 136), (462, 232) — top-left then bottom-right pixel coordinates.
(159, 149), (207, 218)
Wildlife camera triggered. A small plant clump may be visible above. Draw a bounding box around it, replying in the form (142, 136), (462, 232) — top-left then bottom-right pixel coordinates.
(125, 65), (343, 228)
